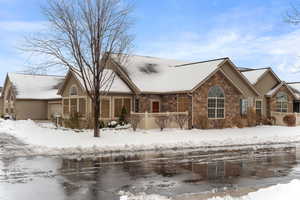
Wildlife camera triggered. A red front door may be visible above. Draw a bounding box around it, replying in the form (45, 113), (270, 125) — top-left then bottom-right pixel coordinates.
(152, 101), (160, 113)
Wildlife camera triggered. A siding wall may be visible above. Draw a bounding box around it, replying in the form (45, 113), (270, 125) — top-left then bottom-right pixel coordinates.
(221, 63), (257, 105)
(15, 100), (48, 120)
(254, 71), (280, 116)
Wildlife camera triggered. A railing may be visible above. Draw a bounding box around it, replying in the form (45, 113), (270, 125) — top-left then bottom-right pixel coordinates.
(131, 111), (189, 129)
(271, 111), (300, 126)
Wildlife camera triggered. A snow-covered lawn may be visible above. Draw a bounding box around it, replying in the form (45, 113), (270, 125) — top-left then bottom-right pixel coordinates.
(119, 179), (300, 200)
(1, 119), (300, 155)
(208, 179), (300, 200)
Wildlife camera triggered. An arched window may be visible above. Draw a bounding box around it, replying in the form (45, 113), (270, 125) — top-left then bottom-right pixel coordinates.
(69, 85), (78, 96)
(208, 86), (225, 119)
(276, 92), (288, 112)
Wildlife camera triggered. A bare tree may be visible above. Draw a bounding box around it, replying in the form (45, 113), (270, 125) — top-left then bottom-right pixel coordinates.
(173, 114), (189, 129)
(154, 116), (170, 131)
(285, 3), (300, 24)
(23, 0), (133, 137)
(130, 114), (141, 131)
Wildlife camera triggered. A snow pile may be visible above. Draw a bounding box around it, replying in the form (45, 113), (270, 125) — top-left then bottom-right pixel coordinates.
(208, 179), (300, 200)
(119, 191), (171, 200)
(1, 119), (300, 156)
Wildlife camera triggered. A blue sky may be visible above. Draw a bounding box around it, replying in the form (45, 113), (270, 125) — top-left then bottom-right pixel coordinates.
(0, 0), (300, 85)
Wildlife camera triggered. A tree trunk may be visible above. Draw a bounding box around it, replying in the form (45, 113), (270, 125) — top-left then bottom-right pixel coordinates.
(93, 99), (100, 137)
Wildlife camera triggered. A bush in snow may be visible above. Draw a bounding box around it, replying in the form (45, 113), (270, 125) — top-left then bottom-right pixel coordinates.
(232, 115), (245, 128)
(118, 106), (129, 125)
(130, 114), (141, 131)
(283, 114), (296, 127)
(245, 107), (257, 127)
(99, 120), (106, 129)
(107, 120), (118, 128)
(197, 115), (209, 129)
(212, 119), (226, 129)
(64, 112), (80, 129)
(154, 115), (169, 131)
(173, 114), (189, 129)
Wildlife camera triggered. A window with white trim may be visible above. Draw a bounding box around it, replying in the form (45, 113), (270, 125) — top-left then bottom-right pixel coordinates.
(114, 98), (131, 118)
(240, 99), (248, 115)
(69, 85), (78, 96)
(208, 86), (225, 119)
(276, 92), (288, 112)
(255, 100), (262, 116)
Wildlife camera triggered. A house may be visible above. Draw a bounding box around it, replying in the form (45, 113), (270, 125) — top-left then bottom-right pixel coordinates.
(1, 73), (64, 120)
(1, 54), (300, 128)
(58, 55), (262, 129)
(240, 67), (300, 125)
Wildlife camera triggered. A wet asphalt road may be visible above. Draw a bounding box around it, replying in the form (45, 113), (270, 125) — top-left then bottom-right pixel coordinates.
(1, 132), (300, 200)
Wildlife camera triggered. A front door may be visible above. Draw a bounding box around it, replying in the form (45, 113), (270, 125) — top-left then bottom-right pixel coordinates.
(294, 101), (300, 113)
(152, 101), (160, 113)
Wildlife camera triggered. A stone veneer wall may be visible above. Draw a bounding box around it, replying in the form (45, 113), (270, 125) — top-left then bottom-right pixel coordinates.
(192, 71), (242, 128)
(137, 94), (193, 128)
(269, 86), (294, 113)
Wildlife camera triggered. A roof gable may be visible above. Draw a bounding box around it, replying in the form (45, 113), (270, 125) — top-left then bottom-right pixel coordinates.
(58, 69), (133, 95)
(287, 82), (300, 99)
(266, 82), (298, 99)
(241, 68), (269, 85)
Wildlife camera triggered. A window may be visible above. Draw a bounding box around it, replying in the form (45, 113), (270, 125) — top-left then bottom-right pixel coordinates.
(208, 86), (225, 119)
(114, 98), (123, 117)
(152, 101), (160, 113)
(134, 99), (139, 112)
(240, 99), (249, 115)
(124, 98), (131, 114)
(63, 99), (69, 115)
(79, 98), (86, 116)
(255, 100), (262, 116)
(114, 98), (131, 118)
(276, 92), (288, 112)
(69, 85), (78, 96)
(101, 98), (110, 118)
(70, 99), (77, 114)
(177, 96), (189, 112)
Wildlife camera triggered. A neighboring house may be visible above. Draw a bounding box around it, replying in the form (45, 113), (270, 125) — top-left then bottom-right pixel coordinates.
(240, 67), (281, 117)
(58, 55), (261, 129)
(1, 73), (64, 120)
(57, 68), (134, 127)
(240, 67), (300, 125)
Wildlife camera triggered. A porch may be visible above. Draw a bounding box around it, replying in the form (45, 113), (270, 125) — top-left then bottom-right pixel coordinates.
(131, 111), (189, 130)
(271, 111), (300, 126)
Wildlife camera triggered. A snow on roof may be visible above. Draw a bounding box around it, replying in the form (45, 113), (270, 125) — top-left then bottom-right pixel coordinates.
(241, 68), (268, 85)
(118, 55), (226, 92)
(288, 82), (300, 92)
(266, 83), (283, 96)
(74, 69), (132, 93)
(287, 82), (300, 99)
(8, 73), (65, 99)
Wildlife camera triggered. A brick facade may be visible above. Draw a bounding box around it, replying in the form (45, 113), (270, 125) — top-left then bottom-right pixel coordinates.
(137, 71), (243, 129)
(192, 71), (242, 128)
